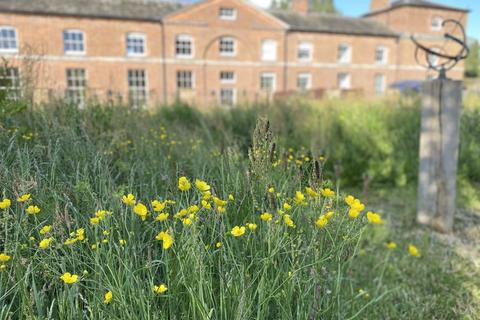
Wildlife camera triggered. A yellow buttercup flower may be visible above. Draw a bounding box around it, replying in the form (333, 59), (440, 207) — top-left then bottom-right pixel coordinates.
(213, 197), (227, 207)
(60, 272), (79, 284)
(366, 211), (383, 225)
(321, 188), (335, 198)
(283, 202), (292, 211)
(39, 237), (54, 249)
(283, 214), (295, 228)
(0, 198), (11, 209)
(315, 215), (329, 228)
(90, 217), (101, 225)
(188, 205), (199, 215)
(64, 238), (78, 245)
(155, 212), (169, 222)
(133, 203), (148, 221)
(408, 244), (421, 257)
(202, 191), (212, 201)
(152, 200), (167, 212)
(195, 179), (210, 192)
(0, 253), (11, 263)
(386, 241), (397, 250)
(325, 211), (335, 219)
(182, 218), (192, 226)
(16, 194), (31, 202)
(104, 291), (113, 304)
(305, 187), (318, 198)
(201, 200), (212, 210)
(215, 242), (223, 248)
(268, 187), (275, 194)
(122, 193), (136, 206)
(294, 191), (306, 205)
(247, 223), (257, 230)
(178, 176), (191, 191)
(216, 206), (226, 214)
(153, 284), (168, 294)
(26, 205), (41, 215)
(76, 228), (85, 241)
(119, 239), (127, 246)
(228, 194), (234, 201)
(231, 226), (246, 237)
(39, 225), (52, 235)
(260, 212), (273, 222)
(174, 208), (188, 219)
(348, 208), (360, 219)
(155, 231), (174, 249)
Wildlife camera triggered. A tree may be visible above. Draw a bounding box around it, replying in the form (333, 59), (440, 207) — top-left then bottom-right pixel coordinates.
(465, 39), (479, 78)
(270, 0), (338, 14)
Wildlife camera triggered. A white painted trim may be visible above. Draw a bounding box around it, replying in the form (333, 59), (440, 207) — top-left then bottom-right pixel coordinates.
(219, 36), (237, 56)
(297, 42), (313, 63)
(260, 72), (276, 91)
(219, 7), (237, 20)
(431, 16), (443, 31)
(175, 34), (194, 59)
(337, 43), (351, 64)
(126, 32), (147, 57)
(219, 70), (236, 84)
(63, 29), (86, 56)
(375, 46), (388, 65)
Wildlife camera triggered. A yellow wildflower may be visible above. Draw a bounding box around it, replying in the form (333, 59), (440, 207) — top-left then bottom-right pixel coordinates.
(345, 195), (355, 206)
(0, 198), (11, 209)
(216, 242), (223, 248)
(39, 237), (54, 249)
(155, 231), (174, 249)
(268, 187), (275, 194)
(188, 205), (199, 215)
(366, 211), (383, 225)
(39, 225), (52, 235)
(231, 226), (246, 237)
(408, 244), (421, 257)
(201, 200), (212, 210)
(294, 191), (306, 205)
(133, 203), (148, 221)
(76, 228), (85, 241)
(64, 238), (78, 246)
(104, 291), (113, 304)
(321, 188), (335, 198)
(90, 217), (101, 225)
(182, 218), (192, 226)
(386, 241), (397, 250)
(202, 191), (212, 201)
(348, 208), (360, 219)
(213, 197), (227, 207)
(26, 205), (41, 215)
(152, 200), (166, 212)
(283, 202), (292, 211)
(216, 206), (226, 214)
(178, 176), (191, 191)
(119, 239), (127, 246)
(260, 212), (273, 222)
(60, 272), (79, 284)
(91, 243), (98, 250)
(305, 187), (318, 198)
(0, 253), (11, 263)
(122, 193), (136, 206)
(155, 212), (169, 222)
(247, 223), (257, 230)
(153, 284), (168, 294)
(174, 208), (188, 219)
(283, 214), (296, 228)
(228, 194), (234, 201)
(315, 215), (329, 228)
(16, 194), (31, 202)
(325, 211), (335, 219)
(195, 179), (210, 192)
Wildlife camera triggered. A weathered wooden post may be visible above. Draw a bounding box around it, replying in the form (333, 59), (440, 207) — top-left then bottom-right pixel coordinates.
(417, 79), (462, 233)
(412, 19), (469, 233)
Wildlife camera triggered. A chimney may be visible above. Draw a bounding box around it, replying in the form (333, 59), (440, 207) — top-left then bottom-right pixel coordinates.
(370, 0), (390, 11)
(291, 0), (308, 15)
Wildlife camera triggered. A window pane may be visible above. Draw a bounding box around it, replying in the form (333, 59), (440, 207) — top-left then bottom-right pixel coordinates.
(0, 27), (17, 51)
(66, 68), (86, 106)
(128, 69), (147, 107)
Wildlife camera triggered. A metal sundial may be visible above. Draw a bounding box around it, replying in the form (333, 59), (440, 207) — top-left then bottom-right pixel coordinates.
(411, 19), (469, 79)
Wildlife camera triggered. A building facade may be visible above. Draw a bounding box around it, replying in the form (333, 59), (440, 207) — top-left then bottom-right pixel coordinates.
(0, 0), (469, 107)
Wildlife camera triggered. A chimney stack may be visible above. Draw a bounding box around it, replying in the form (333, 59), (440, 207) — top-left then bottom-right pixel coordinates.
(370, 0), (390, 12)
(291, 0), (308, 15)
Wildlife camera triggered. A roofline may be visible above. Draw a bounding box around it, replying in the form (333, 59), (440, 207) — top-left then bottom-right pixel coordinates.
(0, 8), (166, 23)
(363, 3), (470, 18)
(286, 28), (399, 38)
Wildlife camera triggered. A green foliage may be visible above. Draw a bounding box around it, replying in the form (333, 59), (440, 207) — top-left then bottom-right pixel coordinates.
(465, 40), (479, 78)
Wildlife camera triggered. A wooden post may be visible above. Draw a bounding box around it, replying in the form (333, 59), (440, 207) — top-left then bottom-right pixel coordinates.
(417, 79), (462, 233)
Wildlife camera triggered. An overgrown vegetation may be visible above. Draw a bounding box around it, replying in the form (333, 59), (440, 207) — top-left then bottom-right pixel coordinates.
(0, 99), (479, 319)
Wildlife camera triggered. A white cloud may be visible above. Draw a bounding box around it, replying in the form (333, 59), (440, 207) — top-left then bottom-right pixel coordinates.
(248, 0), (271, 9)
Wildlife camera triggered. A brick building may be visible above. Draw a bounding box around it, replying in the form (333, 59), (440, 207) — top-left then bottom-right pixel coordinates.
(0, 0), (469, 107)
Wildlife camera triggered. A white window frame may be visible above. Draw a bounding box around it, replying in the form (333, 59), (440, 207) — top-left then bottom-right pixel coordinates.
(0, 26), (18, 53)
(126, 32), (146, 57)
(66, 68), (87, 107)
(374, 74), (386, 96)
(219, 88), (236, 106)
(297, 73), (312, 90)
(0, 67), (21, 100)
(260, 72), (276, 92)
(63, 29), (86, 55)
(175, 35), (194, 59)
(261, 39), (277, 61)
(337, 73), (351, 90)
(128, 69), (148, 107)
(375, 46), (388, 65)
(176, 70), (195, 90)
(220, 71), (236, 84)
(297, 42), (313, 62)
(337, 43), (351, 64)
(431, 16), (443, 31)
(219, 7), (237, 20)
(219, 37), (236, 56)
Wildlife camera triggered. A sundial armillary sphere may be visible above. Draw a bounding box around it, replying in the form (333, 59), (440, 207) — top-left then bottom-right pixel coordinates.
(411, 19), (469, 79)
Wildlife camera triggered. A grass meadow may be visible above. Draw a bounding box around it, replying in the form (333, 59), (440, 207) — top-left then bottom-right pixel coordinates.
(0, 96), (479, 319)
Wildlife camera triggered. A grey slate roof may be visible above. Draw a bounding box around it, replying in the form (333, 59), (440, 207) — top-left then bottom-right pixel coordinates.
(0, 0), (181, 22)
(270, 11), (398, 37)
(364, 0), (469, 17)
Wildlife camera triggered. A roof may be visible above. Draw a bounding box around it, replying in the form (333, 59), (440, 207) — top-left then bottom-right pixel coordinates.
(0, 0), (182, 22)
(270, 11), (398, 37)
(365, 0), (469, 17)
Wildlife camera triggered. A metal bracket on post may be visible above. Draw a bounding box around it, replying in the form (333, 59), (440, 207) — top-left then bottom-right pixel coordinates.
(412, 19), (468, 233)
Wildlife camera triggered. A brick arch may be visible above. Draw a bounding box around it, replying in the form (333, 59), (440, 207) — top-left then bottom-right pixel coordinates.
(201, 34), (257, 105)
